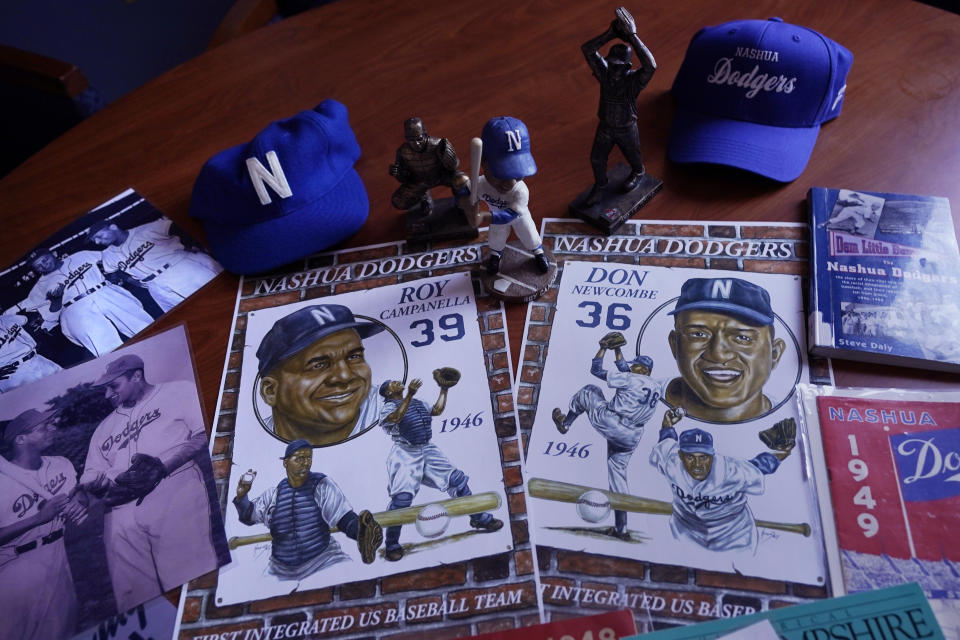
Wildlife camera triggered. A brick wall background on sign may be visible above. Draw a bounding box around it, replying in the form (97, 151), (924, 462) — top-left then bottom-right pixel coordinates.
(519, 219), (828, 632)
(179, 235), (541, 640)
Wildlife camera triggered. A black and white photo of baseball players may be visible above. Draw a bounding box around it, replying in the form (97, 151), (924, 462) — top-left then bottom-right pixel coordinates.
(0, 326), (229, 640)
(0, 189), (222, 394)
(817, 189), (884, 236)
(523, 263), (827, 586)
(217, 272), (512, 605)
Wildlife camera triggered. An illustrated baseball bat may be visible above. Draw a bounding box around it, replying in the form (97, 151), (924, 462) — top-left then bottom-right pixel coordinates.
(468, 137), (483, 227)
(227, 491), (501, 549)
(528, 477), (811, 537)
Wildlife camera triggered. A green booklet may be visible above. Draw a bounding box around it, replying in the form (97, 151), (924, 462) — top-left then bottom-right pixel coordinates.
(626, 583), (942, 640)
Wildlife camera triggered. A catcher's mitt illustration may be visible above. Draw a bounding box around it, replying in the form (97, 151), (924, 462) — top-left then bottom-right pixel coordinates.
(599, 331), (627, 349)
(356, 509), (383, 564)
(104, 453), (168, 507)
(433, 367), (461, 388)
(758, 417), (797, 451)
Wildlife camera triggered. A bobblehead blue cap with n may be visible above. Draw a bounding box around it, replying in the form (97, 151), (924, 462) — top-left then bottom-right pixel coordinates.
(669, 277), (774, 326)
(481, 116), (537, 180)
(190, 99), (369, 275)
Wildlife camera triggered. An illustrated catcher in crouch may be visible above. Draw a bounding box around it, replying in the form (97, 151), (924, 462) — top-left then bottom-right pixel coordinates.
(233, 439), (383, 580)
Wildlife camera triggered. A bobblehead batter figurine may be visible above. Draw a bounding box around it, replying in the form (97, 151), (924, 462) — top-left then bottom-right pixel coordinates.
(569, 7), (662, 234)
(389, 117), (478, 244)
(552, 331), (664, 540)
(461, 116), (557, 302)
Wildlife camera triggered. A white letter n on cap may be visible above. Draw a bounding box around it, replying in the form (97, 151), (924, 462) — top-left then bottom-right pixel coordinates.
(505, 129), (522, 152)
(311, 307), (337, 326)
(246, 151), (293, 205)
(711, 279), (732, 300)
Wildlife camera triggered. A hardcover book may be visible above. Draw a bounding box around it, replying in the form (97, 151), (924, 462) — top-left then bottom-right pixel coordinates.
(807, 187), (960, 371)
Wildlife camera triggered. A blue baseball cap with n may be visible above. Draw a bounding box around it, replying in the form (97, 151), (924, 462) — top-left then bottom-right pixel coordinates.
(481, 116), (537, 180)
(679, 428), (715, 455)
(256, 304), (385, 378)
(190, 99), (368, 274)
(669, 17), (853, 182)
(281, 439), (312, 459)
(669, 277), (775, 326)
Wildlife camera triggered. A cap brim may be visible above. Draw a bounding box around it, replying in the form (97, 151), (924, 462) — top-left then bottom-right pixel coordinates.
(488, 155), (537, 181)
(668, 107), (819, 183)
(679, 445), (714, 455)
(200, 168), (369, 275)
(4, 408), (60, 443)
(94, 370), (131, 386)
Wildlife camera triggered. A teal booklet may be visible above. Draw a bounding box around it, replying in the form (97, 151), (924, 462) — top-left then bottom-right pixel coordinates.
(626, 583), (943, 640)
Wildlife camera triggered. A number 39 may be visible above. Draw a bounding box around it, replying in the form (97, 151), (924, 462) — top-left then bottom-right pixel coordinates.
(410, 313), (465, 347)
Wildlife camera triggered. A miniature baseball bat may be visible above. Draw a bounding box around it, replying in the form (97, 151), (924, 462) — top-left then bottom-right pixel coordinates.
(468, 137), (483, 227)
(469, 138), (482, 205)
(527, 477), (811, 537)
(227, 491), (502, 549)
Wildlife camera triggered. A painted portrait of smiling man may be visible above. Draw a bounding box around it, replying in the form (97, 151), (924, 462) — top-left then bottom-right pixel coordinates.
(256, 304), (387, 446)
(665, 277), (786, 423)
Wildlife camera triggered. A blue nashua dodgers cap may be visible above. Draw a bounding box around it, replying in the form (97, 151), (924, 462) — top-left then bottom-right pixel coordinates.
(189, 99), (369, 274)
(669, 17), (853, 182)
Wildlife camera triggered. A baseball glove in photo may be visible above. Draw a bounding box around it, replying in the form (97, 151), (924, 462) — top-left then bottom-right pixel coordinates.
(758, 417), (797, 451)
(433, 367), (461, 388)
(104, 453), (168, 507)
(599, 331), (627, 349)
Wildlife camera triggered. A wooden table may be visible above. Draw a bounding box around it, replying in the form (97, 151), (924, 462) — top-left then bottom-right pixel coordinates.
(2, 0), (960, 422)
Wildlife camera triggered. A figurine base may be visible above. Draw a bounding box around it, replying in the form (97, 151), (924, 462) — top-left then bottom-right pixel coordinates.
(569, 164), (663, 235)
(406, 197), (479, 244)
(479, 242), (557, 303)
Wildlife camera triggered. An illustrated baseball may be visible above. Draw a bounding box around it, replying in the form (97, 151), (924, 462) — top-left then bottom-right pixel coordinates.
(415, 503), (451, 538)
(576, 490), (611, 523)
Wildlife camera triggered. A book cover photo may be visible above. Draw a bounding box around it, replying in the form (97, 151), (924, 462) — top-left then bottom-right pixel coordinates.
(807, 187), (959, 371)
